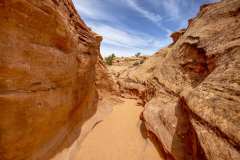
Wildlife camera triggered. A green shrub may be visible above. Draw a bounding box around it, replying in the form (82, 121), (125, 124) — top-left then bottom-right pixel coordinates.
(104, 53), (116, 65)
(135, 52), (141, 57)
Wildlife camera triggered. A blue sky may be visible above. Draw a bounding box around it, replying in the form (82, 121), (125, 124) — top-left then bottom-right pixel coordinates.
(72, 0), (218, 57)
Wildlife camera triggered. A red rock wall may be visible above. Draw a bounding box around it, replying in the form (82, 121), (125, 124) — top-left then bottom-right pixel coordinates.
(143, 0), (240, 159)
(113, 0), (240, 159)
(0, 0), (103, 159)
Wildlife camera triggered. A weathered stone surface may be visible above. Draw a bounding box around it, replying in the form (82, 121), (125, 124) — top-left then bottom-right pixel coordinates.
(185, 46), (240, 160)
(0, 0), (116, 160)
(111, 0), (240, 159)
(1, 0), (239, 159)
(170, 29), (186, 44)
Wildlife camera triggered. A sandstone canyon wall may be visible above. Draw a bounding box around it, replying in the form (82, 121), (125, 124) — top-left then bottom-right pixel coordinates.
(1, 0), (240, 160)
(0, 0), (116, 160)
(112, 0), (240, 159)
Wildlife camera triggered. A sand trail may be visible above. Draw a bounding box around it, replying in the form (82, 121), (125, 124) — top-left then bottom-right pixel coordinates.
(73, 99), (164, 160)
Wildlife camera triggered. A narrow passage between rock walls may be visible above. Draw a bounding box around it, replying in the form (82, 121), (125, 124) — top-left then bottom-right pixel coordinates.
(72, 98), (165, 160)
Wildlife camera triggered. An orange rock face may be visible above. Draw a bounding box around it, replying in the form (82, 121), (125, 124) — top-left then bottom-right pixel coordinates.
(0, 0), (113, 160)
(170, 29), (186, 44)
(1, 0), (240, 160)
(112, 0), (240, 160)
(145, 0), (240, 159)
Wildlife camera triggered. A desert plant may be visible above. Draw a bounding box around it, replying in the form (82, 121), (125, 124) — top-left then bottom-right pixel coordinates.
(135, 52), (141, 57)
(104, 53), (116, 65)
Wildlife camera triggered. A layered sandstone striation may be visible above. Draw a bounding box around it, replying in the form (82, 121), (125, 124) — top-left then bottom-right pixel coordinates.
(111, 0), (240, 159)
(0, 0), (117, 160)
(1, 0), (240, 160)
(108, 56), (156, 104)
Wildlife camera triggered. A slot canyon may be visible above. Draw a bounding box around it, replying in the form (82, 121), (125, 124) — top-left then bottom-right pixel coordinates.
(0, 0), (239, 160)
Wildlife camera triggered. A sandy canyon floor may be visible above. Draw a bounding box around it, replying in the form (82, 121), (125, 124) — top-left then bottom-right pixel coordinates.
(74, 98), (164, 160)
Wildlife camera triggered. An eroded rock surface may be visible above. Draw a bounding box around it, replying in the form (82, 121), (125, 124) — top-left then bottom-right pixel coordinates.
(1, 0), (240, 160)
(110, 0), (240, 159)
(0, 0), (117, 160)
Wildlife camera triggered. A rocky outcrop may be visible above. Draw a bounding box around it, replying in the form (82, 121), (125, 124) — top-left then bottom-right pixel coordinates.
(170, 29), (186, 44)
(108, 56), (152, 103)
(0, 0), (116, 160)
(112, 0), (240, 160)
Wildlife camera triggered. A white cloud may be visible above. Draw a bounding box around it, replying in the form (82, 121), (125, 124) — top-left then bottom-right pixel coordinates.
(87, 22), (170, 56)
(142, 0), (182, 20)
(72, 0), (114, 21)
(124, 0), (162, 23)
(72, 0), (172, 57)
(162, 0), (181, 19)
(123, 0), (174, 33)
(89, 23), (145, 48)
